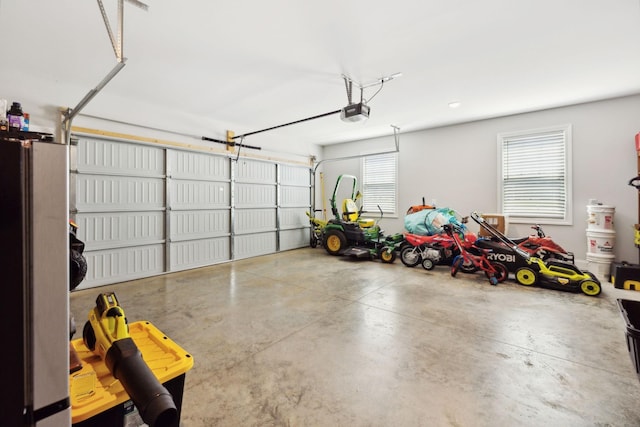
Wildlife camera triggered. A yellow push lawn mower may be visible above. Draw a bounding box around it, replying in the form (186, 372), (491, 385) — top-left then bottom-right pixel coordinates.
(471, 212), (601, 296)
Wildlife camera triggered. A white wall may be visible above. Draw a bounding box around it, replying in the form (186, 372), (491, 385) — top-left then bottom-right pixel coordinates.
(321, 95), (640, 264)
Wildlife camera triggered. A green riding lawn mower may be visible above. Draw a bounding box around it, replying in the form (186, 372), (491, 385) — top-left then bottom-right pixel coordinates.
(321, 174), (404, 263)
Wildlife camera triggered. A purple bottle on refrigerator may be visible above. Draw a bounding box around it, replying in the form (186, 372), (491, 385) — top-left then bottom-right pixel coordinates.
(7, 102), (23, 131)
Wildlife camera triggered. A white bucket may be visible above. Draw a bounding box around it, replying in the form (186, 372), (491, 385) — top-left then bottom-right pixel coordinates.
(586, 229), (616, 254)
(586, 252), (615, 282)
(587, 204), (615, 230)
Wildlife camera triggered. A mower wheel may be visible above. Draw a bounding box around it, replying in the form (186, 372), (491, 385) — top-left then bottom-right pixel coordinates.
(580, 278), (601, 296)
(379, 247), (396, 263)
(324, 229), (347, 255)
(310, 235), (318, 248)
(421, 258), (435, 270)
(400, 246), (422, 267)
(515, 267), (538, 286)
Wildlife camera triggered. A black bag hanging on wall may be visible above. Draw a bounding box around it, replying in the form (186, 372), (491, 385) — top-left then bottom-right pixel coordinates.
(69, 221), (87, 291)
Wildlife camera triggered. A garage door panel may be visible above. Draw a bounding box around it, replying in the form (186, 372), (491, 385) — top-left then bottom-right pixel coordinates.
(170, 180), (230, 209)
(235, 209), (276, 234)
(76, 174), (165, 211)
(280, 165), (310, 185)
(77, 138), (164, 177)
(170, 237), (230, 271)
(235, 160), (276, 183)
(280, 207), (308, 229)
(170, 209), (230, 241)
(234, 232), (277, 259)
(168, 150), (229, 181)
(280, 186), (310, 207)
(76, 211), (164, 251)
(280, 228), (309, 250)
(78, 244), (164, 289)
(235, 183), (276, 207)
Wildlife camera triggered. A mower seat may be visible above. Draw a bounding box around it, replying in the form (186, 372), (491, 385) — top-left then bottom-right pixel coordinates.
(342, 198), (359, 222)
(342, 198), (375, 228)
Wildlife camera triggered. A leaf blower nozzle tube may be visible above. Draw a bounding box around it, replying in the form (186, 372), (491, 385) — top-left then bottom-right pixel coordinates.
(105, 337), (178, 427)
(83, 292), (178, 427)
(105, 338), (178, 427)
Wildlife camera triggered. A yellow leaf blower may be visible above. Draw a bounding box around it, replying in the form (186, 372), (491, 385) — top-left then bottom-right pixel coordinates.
(82, 292), (178, 427)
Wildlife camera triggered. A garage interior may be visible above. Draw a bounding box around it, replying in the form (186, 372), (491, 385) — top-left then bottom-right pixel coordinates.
(3, 1), (640, 426)
(68, 249), (640, 426)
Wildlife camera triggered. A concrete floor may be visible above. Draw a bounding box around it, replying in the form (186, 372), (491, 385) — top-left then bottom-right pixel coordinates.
(70, 248), (640, 426)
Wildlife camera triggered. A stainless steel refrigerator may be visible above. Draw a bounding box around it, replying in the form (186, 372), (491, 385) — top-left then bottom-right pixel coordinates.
(1, 137), (70, 426)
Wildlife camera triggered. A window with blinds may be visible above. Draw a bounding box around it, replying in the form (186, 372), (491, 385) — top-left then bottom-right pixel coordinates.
(362, 152), (397, 214)
(498, 124), (572, 224)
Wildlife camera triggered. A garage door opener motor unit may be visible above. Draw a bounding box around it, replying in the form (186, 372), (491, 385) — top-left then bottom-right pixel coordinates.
(340, 102), (370, 122)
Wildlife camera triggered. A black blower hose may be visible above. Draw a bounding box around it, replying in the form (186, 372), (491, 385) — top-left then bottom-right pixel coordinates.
(105, 338), (178, 427)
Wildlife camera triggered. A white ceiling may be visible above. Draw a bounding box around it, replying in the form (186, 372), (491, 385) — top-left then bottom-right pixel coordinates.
(2, 0), (640, 147)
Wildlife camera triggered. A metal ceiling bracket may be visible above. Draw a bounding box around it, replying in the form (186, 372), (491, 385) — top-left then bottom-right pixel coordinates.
(97, 0), (149, 62)
(312, 124), (401, 175)
(344, 77), (353, 104)
(341, 73), (402, 90)
(61, 0), (148, 144)
(391, 124), (400, 151)
(97, 0), (123, 61)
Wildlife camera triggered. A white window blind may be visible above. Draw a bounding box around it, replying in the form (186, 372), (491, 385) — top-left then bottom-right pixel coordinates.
(362, 153), (397, 214)
(499, 125), (571, 224)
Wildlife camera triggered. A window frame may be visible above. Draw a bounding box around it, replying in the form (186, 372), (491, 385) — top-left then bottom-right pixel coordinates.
(497, 124), (572, 225)
(360, 152), (398, 216)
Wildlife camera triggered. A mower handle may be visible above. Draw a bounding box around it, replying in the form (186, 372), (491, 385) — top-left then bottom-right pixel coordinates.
(470, 212), (483, 223)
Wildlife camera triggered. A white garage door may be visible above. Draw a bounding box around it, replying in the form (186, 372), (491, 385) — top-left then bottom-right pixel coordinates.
(71, 135), (310, 289)
(279, 164), (313, 250)
(233, 159), (278, 259)
(167, 150), (231, 271)
(71, 138), (166, 288)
